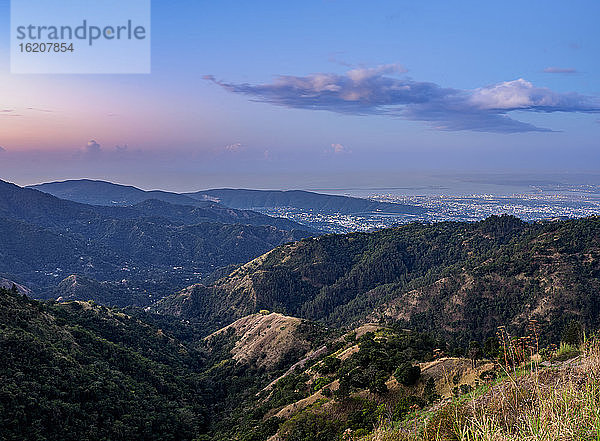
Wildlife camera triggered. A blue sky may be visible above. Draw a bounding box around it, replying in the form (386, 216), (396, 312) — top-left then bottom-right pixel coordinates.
(0, 0), (598, 190)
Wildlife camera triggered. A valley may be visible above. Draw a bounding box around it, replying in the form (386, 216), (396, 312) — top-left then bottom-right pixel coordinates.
(1, 177), (599, 440)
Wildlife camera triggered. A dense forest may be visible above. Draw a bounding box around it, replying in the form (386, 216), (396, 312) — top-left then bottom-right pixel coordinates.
(0, 285), (336, 440)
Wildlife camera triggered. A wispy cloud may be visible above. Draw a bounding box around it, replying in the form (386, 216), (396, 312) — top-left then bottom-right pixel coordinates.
(26, 107), (54, 113)
(205, 66), (600, 133)
(327, 52), (354, 68)
(0, 146), (6, 153)
(543, 67), (577, 74)
(223, 142), (243, 153)
(0, 109), (23, 117)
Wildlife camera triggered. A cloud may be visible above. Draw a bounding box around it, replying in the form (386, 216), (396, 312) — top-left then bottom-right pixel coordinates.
(543, 67), (577, 74)
(85, 140), (102, 154)
(0, 146), (5, 153)
(206, 66), (600, 133)
(328, 143), (351, 155)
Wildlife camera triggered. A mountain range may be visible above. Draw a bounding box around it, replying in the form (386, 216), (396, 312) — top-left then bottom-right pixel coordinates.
(30, 179), (425, 215)
(0, 179), (313, 301)
(2, 177), (599, 440)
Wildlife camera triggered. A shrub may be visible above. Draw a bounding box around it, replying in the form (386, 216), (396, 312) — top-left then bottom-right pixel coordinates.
(393, 395), (426, 420)
(552, 342), (580, 361)
(317, 356), (341, 375)
(311, 377), (333, 393)
(423, 377), (440, 403)
(279, 411), (342, 441)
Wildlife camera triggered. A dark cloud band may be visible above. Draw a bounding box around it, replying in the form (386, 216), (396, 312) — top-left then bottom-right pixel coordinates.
(205, 66), (600, 133)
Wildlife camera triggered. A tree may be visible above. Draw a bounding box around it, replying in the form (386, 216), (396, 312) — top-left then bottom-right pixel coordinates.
(483, 336), (500, 359)
(562, 320), (584, 346)
(424, 378), (440, 403)
(468, 341), (482, 368)
(394, 363), (421, 386)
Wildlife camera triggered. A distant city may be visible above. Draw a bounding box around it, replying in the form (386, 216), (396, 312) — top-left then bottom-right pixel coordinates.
(257, 184), (600, 233)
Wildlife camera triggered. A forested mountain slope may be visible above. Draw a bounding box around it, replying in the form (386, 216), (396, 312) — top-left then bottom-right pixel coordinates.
(156, 216), (600, 343)
(0, 286), (331, 440)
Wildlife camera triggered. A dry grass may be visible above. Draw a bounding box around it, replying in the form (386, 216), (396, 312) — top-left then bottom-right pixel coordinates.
(361, 339), (600, 441)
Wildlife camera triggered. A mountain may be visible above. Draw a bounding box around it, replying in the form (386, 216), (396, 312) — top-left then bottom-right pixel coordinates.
(0, 283), (442, 441)
(0, 286), (209, 440)
(2, 282), (592, 441)
(187, 188), (425, 215)
(30, 179), (214, 207)
(128, 198), (308, 231)
(28, 179), (313, 231)
(3, 216), (598, 440)
(0, 179), (313, 300)
(0, 277), (31, 295)
(155, 216), (600, 343)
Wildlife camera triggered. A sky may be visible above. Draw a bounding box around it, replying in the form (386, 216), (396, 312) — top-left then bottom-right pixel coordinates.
(0, 0), (599, 191)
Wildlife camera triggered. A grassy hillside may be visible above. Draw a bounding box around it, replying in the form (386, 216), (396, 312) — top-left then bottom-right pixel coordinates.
(255, 326), (598, 441)
(356, 341), (600, 441)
